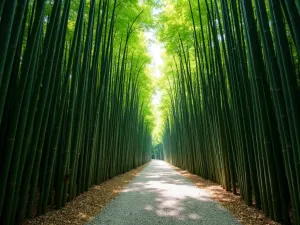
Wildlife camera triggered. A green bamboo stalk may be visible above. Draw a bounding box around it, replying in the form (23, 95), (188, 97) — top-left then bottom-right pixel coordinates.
(55, 0), (95, 209)
(0, 0), (29, 123)
(0, 0), (17, 90)
(0, 0), (46, 216)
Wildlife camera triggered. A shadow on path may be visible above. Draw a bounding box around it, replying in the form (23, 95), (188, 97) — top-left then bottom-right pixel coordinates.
(87, 160), (241, 225)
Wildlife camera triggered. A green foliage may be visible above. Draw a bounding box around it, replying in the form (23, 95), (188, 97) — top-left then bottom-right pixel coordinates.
(160, 0), (300, 224)
(0, 0), (155, 224)
(151, 142), (163, 160)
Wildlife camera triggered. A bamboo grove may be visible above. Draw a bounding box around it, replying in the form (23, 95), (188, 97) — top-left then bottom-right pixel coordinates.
(162, 0), (300, 224)
(0, 0), (153, 224)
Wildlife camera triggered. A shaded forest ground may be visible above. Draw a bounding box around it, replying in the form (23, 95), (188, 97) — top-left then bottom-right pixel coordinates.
(21, 163), (149, 225)
(170, 164), (281, 225)
(20, 160), (287, 225)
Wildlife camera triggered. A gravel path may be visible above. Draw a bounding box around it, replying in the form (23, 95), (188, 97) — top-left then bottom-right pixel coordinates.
(87, 160), (241, 225)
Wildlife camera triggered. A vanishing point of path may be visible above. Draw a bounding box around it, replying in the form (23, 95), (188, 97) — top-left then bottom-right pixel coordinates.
(87, 160), (241, 225)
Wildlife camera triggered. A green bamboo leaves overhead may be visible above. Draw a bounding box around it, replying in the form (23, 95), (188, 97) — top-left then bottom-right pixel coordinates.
(0, 0), (153, 224)
(161, 0), (300, 224)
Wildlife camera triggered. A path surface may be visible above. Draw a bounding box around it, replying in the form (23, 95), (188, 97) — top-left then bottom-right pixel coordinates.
(87, 160), (241, 225)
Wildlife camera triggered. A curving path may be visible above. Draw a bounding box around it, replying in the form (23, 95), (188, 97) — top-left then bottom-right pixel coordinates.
(87, 160), (241, 225)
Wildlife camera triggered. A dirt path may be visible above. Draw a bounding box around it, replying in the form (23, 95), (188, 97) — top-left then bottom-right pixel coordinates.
(87, 160), (240, 225)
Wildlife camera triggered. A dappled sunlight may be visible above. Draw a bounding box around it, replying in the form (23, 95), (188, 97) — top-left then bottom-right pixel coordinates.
(122, 187), (141, 193)
(156, 208), (180, 217)
(77, 212), (92, 220)
(144, 205), (153, 211)
(171, 166), (239, 205)
(143, 180), (211, 201)
(144, 174), (161, 178)
(189, 213), (201, 220)
(88, 160), (240, 224)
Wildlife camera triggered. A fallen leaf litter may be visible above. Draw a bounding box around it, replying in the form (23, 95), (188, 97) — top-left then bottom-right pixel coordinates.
(21, 163), (149, 225)
(22, 161), (282, 225)
(169, 163), (281, 225)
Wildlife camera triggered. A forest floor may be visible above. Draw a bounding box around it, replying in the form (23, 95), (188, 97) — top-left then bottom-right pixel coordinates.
(170, 164), (280, 225)
(21, 163), (149, 225)
(86, 160), (240, 225)
(22, 160), (280, 225)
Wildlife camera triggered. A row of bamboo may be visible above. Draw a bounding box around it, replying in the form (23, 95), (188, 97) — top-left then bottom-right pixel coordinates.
(0, 0), (152, 224)
(163, 0), (300, 224)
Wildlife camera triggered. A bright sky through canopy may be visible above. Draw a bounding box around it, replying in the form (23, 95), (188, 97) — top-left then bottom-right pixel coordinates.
(145, 30), (164, 79)
(144, 28), (164, 141)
